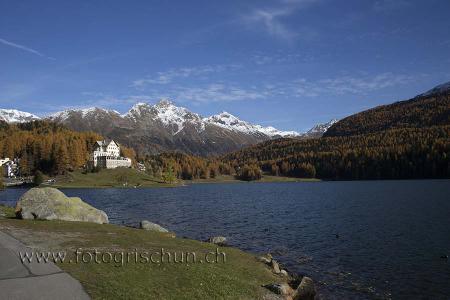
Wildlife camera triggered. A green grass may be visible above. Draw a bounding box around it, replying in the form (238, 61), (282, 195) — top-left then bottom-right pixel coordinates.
(188, 174), (320, 184)
(0, 204), (16, 218)
(46, 168), (319, 189)
(0, 212), (283, 299)
(51, 168), (178, 188)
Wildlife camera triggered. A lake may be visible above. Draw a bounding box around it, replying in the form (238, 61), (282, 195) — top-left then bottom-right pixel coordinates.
(1, 180), (449, 299)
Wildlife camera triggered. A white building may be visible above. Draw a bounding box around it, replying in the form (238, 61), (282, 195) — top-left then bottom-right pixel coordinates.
(1, 158), (19, 178)
(89, 140), (132, 169)
(0, 158), (10, 166)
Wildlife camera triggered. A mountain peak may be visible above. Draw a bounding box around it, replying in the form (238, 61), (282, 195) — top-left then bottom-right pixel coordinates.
(419, 81), (450, 97)
(0, 109), (41, 123)
(204, 112), (300, 137)
(305, 119), (338, 137)
(48, 107), (120, 120)
(155, 99), (175, 107)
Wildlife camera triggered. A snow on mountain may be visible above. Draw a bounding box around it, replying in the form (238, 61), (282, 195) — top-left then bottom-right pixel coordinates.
(1, 99), (324, 139)
(153, 99), (204, 134)
(0, 109), (40, 123)
(125, 99), (205, 134)
(418, 81), (450, 97)
(305, 119), (338, 136)
(48, 107), (120, 121)
(204, 111), (300, 137)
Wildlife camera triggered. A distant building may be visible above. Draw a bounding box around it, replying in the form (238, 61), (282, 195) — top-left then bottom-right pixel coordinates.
(1, 158), (19, 178)
(0, 158), (10, 166)
(136, 162), (146, 172)
(89, 140), (132, 169)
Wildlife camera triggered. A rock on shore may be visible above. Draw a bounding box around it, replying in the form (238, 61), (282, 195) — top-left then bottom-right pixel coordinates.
(208, 236), (227, 245)
(294, 276), (316, 300)
(15, 187), (109, 224)
(139, 220), (169, 232)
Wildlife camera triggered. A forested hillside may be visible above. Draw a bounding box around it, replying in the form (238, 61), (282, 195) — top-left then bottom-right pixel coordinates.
(220, 89), (450, 180)
(325, 92), (450, 137)
(222, 126), (450, 180)
(0, 121), (135, 175)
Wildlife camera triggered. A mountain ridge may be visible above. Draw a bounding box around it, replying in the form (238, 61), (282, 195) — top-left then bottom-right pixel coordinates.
(0, 100), (336, 156)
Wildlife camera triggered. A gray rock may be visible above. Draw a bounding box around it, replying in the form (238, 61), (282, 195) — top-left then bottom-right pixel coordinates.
(258, 255), (272, 264)
(15, 188), (108, 224)
(139, 220), (169, 232)
(264, 283), (294, 296)
(208, 236), (227, 245)
(271, 259), (281, 274)
(280, 270), (289, 277)
(294, 276), (316, 300)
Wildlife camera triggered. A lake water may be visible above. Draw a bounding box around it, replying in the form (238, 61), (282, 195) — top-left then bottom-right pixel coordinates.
(1, 180), (450, 299)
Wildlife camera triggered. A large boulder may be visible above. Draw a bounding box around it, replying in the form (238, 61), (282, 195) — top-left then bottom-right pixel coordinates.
(271, 259), (281, 274)
(208, 236), (227, 246)
(15, 188), (108, 224)
(293, 277), (316, 300)
(139, 220), (169, 232)
(264, 283), (294, 296)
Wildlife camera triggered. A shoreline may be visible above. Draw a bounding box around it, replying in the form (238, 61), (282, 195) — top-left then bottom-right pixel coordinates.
(0, 203), (307, 299)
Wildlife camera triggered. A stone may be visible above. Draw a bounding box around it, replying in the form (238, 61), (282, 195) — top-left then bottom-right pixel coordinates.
(15, 188), (108, 224)
(271, 259), (281, 274)
(208, 236), (227, 245)
(294, 276), (316, 300)
(280, 270), (289, 277)
(258, 255), (272, 264)
(139, 220), (169, 232)
(263, 283), (294, 296)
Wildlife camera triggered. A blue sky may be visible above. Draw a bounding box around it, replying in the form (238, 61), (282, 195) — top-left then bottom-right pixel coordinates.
(1, 0), (449, 131)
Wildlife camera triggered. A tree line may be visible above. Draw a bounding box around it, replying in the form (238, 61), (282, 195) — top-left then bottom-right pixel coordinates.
(223, 126), (450, 180)
(0, 121), (135, 176)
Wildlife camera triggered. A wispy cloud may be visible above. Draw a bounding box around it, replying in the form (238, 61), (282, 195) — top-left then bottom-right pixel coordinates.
(251, 52), (314, 65)
(281, 73), (419, 98)
(132, 64), (241, 88)
(241, 0), (319, 41)
(373, 0), (410, 12)
(140, 72), (417, 104)
(243, 8), (297, 40)
(0, 37), (55, 60)
(172, 83), (266, 103)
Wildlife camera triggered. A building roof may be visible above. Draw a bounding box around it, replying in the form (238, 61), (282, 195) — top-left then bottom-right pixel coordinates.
(95, 139), (118, 148)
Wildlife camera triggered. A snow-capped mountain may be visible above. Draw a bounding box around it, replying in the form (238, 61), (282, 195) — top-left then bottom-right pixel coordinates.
(1, 99), (335, 155)
(0, 109), (40, 123)
(42, 99), (309, 155)
(125, 100), (205, 134)
(304, 119), (338, 137)
(204, 112), (300, 138)
(48, 107), (121, 121)
(418, 81), (450, 97)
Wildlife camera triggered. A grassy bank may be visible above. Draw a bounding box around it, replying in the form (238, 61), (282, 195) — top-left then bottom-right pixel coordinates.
(52, 168), (177, 188)
(0, 204), (284, 299)
(187, 174), (320, 184)
(49, 168), (319, 189)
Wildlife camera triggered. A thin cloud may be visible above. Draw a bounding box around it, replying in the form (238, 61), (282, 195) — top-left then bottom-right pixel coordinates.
(373, 0), (410, 12)
(285, 73), (419, 97)
(132, 72), (419, 104)
(132, 64), (241, 88)
(244, 8), (297, 40)
(0, 37), (55, 60)
(241, 0), (320, 41)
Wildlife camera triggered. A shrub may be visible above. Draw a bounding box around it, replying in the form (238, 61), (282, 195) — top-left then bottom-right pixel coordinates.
(33, 171), (44, 186)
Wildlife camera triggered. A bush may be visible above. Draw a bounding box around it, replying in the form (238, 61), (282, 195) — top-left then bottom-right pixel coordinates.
(236, 165), (262, 181)
(33, 171), (44, 186)
(296, 163), (316, 178)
